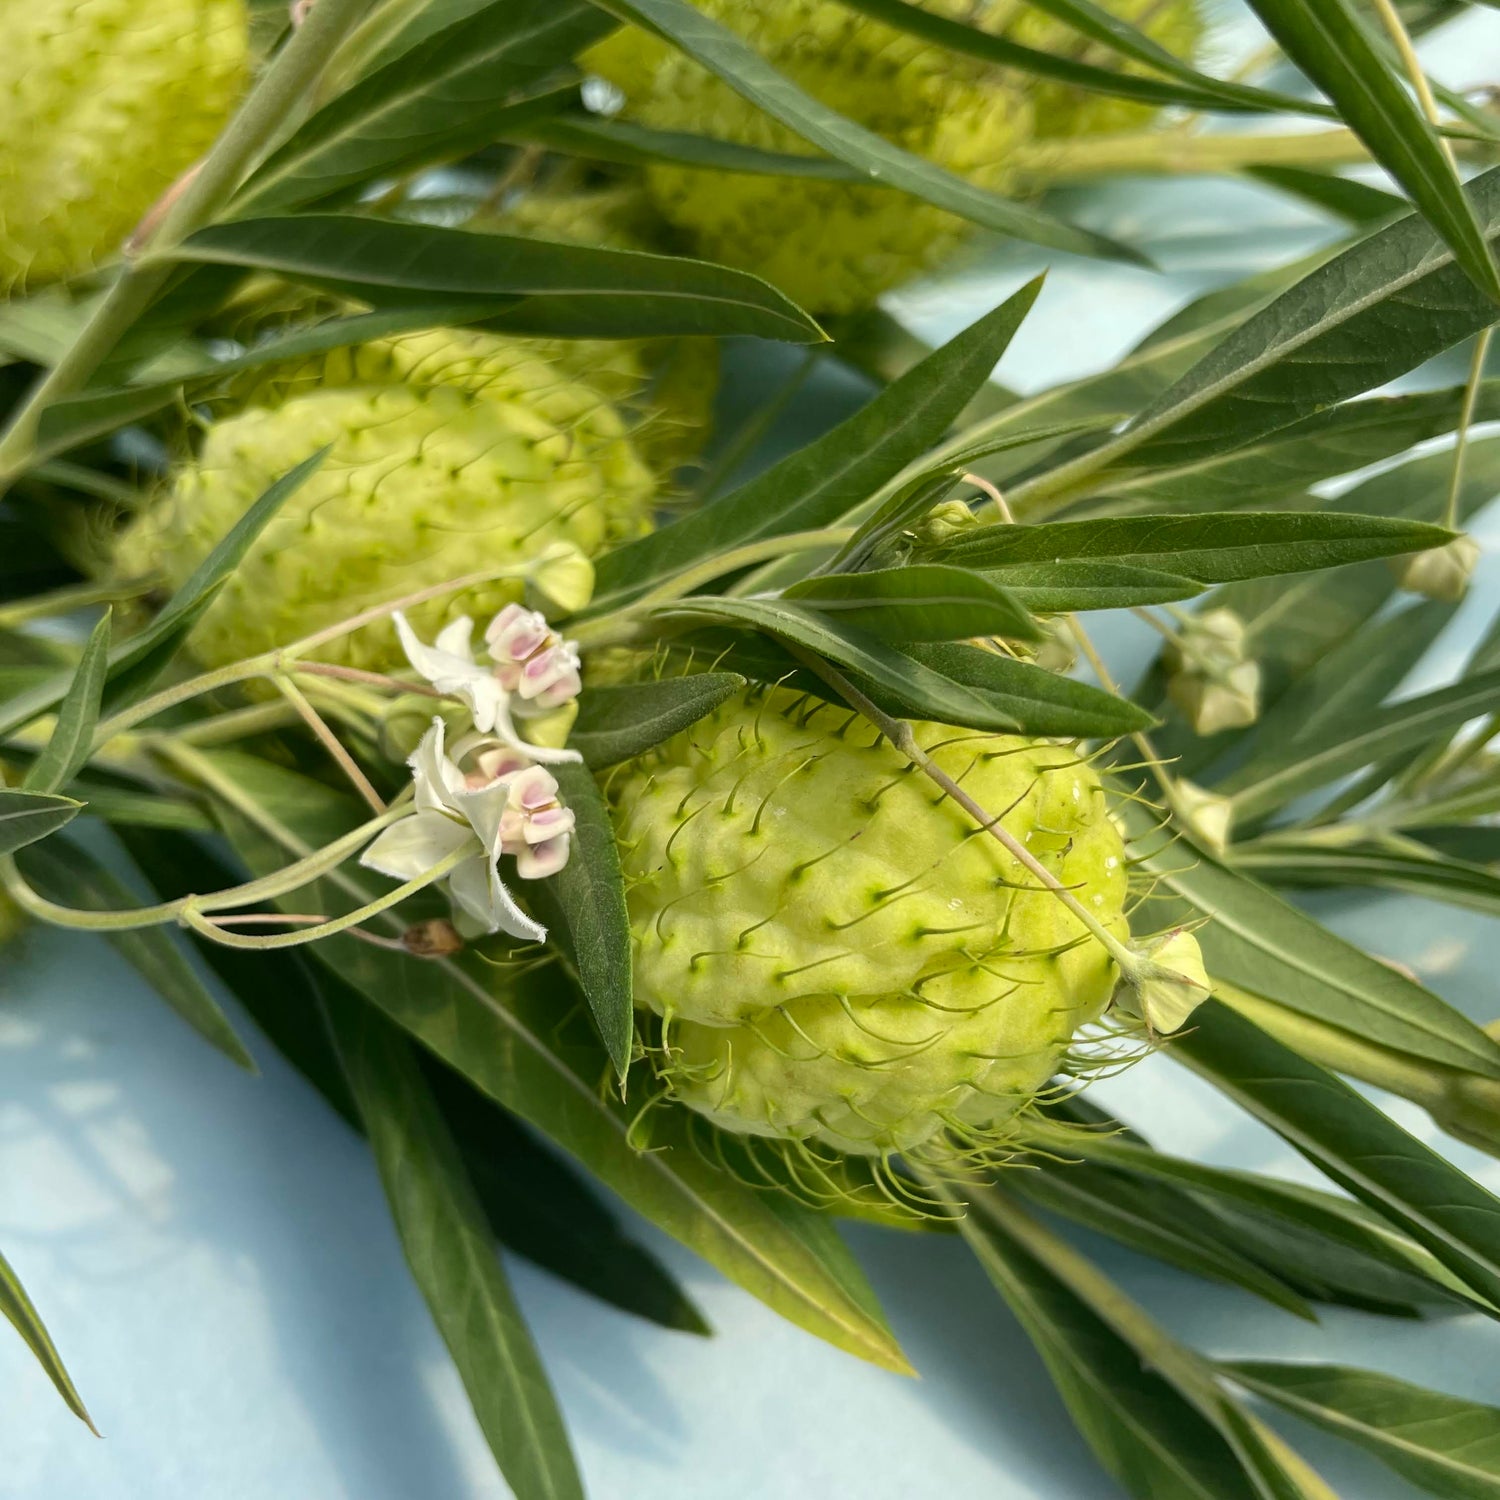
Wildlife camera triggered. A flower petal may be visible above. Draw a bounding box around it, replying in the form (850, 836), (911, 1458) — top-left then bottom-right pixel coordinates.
(447, 852), (547, 942)
(516, 835), (571, 880)
(360, 810), (474, 882)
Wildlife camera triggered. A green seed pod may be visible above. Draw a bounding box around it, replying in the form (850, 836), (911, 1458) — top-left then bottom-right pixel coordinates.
(116, 329), (656, 671)
(586, 1), (1033, 314)
(0, 0), (249, 291)
(609, 687), (1130, 1157)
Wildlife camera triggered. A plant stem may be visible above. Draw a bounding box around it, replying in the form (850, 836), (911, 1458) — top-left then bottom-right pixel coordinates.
(275, 676), (386, 813)
(180, 843), (469, 950)
(0, 0), (372, 485)
(783, 645), (1138, 975)
(1446, 329), (1492, 528)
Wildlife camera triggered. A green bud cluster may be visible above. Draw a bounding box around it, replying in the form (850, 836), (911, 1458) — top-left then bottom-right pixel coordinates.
(609, 686), (1131, 1157)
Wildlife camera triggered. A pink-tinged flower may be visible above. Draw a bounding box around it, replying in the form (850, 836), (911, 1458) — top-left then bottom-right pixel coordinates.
(485, 604), (584, 710)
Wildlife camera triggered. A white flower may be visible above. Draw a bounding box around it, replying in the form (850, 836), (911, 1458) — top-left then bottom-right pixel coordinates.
(486, 603), (583, 710)
(392, 610), (580, 766)
(361, 719), (548, 942)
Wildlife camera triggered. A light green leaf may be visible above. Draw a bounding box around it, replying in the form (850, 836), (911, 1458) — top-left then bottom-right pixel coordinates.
(0, 1247), (95, 1434)
(234, 0), (607, 214)
(21, 611), (111, 795)
(323, 987), (584, 1500)
(1244, 0), (1500, 303)
(15, 838), (255, 1070)
(1220, 665), (1500, 822)
(528, 764), (633, 1078)
(203, 752), (910, 1373)
(1173, 1002), (1500, 1309)
(1226, 1362), (1500, 1500)
(592, 0), (1144, 264)
(969, 561), (1204, 613)
(588, 297), (1043, 615)
(570, 672), (745, 768)
(1125, 802), (1500, 1079)
(929, 512), (1454, 583)
(784, 565), (1040, 643)
(0, 789), (82, 857)
(177, 216), (823, 342)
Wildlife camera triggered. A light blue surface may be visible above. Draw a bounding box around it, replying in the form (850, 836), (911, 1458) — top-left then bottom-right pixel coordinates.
(8, 35), (1500, 1491)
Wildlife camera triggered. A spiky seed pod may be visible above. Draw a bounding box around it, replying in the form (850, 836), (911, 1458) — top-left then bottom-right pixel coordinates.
(609, 687), (1130, 1157)
(115, 329), (656, 671)
(1014, 0), (1203, 139)
(0, 0), (249, 291)
(586, 1), (1033, 314)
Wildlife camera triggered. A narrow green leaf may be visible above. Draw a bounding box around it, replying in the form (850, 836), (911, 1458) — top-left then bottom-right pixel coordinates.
(1235, 840), (1500, 917)
(21, 610), (111, 795)
(959, 1193), (1264, 1500)
(1221, 666), (1500, 822)
(1245, 165), (1407, 226)
(528, 764), (632, 1077)
(592, 0), (1145, 264)
(1126, 802), (1500, 1079)
(235, 0), (609, 214)
(15, 838), (255, 1069)
(0, 789), (82, 856)
(323, 988), (585, 1500)
(1229, 1363), (1500, 1500)
(1245, 0), (1500, 303)
(1010, 1161), (1317, 1318)
(569, 672), (745, 768)
(930, 512), (1455, 584)
(589, 297), (1045, 614)
(974, 560), (1202, 612)
(1109, 167), (1500, 472)
(178, 215), (823, 342)
(204, 752), (910, 1373)
(785, 565), (1040, 643)
(1173, 1002), (1500, 1309)
(838, 0), (1337, 118)
(0, 1248), (95, 1434)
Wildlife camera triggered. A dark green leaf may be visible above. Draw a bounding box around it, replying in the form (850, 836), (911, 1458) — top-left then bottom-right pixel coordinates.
(528, 764), (632, 1077)
(1010, 1160), (1316, 1318)
(785, 565), (1040, 643)
(204, 752), (910, 1372)
(323, 988), (585, 1500)
(1245, 0), (1500, 303)
(930, 512), (1455, 583)
(235, 0), (609, 214)
(588, 297), (1043, 614)
(1226, 1362), (1500, 1500)
(591, 0), (1145, 263)
(976, 561), (1203, 613)
(960, 1193), (1264, 1500)
(1244, 165), (1406, 226)
(0, 789), (82, 856)
(1068, 169), (1500, 477)
(0, 1248), (95, 1434)
(839, 0), (1336, 118)
(178, 215), (822, 342)
(1125, 802), (1500, 1078)
(1173, 1002), (1500, 1309)
(21, 610), (110, 794)
(569, 672), (745, 768)
(14, 837), (255, 1069)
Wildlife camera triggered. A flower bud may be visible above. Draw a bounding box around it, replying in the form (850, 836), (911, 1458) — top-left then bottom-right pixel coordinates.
(1165, 609), (1260, 734)
(401, 918), (465, 958)
(1169, 778), (1234, 855)
(527, 541), (596, 616)
(1114, 928), (1211, 1035)
(1388, 534), (1481, 603)
(912, 499), (980, 546)
(1033, 621), (1077, 675)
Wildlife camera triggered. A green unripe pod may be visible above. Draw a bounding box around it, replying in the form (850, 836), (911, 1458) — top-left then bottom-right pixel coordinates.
(116, 329), (656, 671)
(0, 0), (249, 290)
(587, 0), (1032, 314)
(609, 687), (1130, 1156)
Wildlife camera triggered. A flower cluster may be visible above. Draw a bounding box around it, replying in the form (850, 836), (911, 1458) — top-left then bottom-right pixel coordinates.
(361, 605), (584, 941)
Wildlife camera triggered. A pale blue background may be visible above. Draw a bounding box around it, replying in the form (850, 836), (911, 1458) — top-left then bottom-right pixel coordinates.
(6, 16), (1500, 1494)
